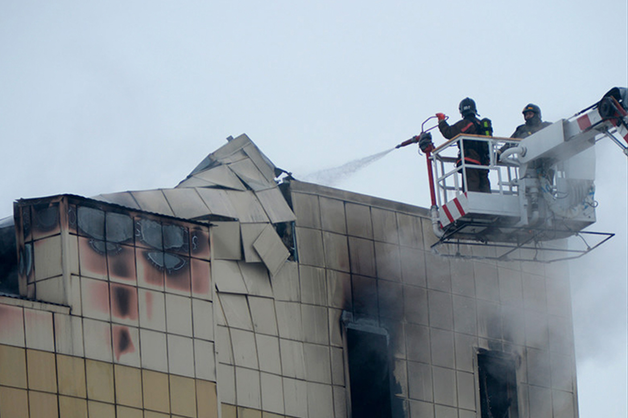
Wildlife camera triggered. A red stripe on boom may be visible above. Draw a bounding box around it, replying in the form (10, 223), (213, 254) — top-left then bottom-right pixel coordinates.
(577, 114), (591, 131)
(453, 198), (465, 216)
(442, 205), (455, 223)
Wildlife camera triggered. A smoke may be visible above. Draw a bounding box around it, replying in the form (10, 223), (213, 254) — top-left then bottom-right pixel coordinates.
(299, 149), (394, 187)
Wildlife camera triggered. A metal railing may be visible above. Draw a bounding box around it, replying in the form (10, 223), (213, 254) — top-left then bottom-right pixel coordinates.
(430, 135), (522, 207)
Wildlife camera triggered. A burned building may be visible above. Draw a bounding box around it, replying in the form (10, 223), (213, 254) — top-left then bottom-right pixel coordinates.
(0, 134), (578, 418)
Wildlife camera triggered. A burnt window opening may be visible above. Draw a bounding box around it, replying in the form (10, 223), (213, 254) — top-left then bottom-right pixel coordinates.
(0, 217), (19, 295)
(275, 221), (296, 261)
(345, 325), (393, 418)
(478, 349), (519, 418)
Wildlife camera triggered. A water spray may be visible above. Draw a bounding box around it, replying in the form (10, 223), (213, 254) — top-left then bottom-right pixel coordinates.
(301, 148), (395, 187)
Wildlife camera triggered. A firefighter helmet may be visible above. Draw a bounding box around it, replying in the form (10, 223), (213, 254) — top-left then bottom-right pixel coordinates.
(522, 103), (542, 118)
(459, 98), (477, 117)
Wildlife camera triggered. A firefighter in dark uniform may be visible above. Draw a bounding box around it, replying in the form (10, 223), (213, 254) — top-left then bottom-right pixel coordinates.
(498, 103), (552, 157)
(436, 98), (491, 193)
(511, 103), (552, 138)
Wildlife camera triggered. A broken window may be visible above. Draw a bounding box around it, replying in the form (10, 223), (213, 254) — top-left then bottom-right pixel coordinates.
(477, 349), (519, 418)
(0, 217), (19, 295)
(346, 325), (393, 418)
(274, 221), (296, 261)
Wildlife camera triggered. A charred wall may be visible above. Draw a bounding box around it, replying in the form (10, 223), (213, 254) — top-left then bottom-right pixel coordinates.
(0, 195), (217, 417)
(287, 179), (578, 418)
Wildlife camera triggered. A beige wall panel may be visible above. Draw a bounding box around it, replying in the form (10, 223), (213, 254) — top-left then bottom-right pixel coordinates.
(0, 386), (28, 418)
(170, 374), (197, 417)
(24, 308), (55, 351)
(114, 364), (143, 408)
(86, 359), (115, 403)
(59, 396), (88, 418)
(57, 354), (87, 398)
(142, 369), (170, 414)
(0, 304), (25, 347)
(87, 401), (116, 418)
(0, 344), (27, 388)
(27, 349), (57, 393)
(116, 405), (143, 418)
(196, 379), (218, 418)
(29, 391), (59, 418)
(33, 235), (63, 281)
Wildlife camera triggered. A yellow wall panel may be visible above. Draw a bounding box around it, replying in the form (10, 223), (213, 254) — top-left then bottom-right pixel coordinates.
(57, 354), (87, 398)
(238, 407), (262, 418)
(86, 359), (115, 403)
(196, 379), (218, 418)
(87, 401), (116, 418)
(170, 374), (197, 417)
(116, 405), (143, 418)
(59, 396), (88, 418)
(144, 411), (170, 418)
(0, 345), (27, 388)
(29, 391), (59, 418)
(142, 369), (170, 413)
(221, 404), (237, 418)
(262, 413), (285, 418)
(0, 386), (29, 418)
(27, 349), (57, 393)
(114, 364), (143, 408)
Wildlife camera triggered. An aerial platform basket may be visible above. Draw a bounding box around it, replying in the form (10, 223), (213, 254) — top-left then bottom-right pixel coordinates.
(408, 87), (627, 262)
(425, 127), (617, 262)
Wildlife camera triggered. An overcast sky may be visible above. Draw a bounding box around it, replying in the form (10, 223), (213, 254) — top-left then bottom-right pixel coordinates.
(1, 1), (626, 416)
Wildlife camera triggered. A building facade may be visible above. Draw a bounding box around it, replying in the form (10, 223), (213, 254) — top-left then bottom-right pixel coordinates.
(0, 135), (578, 418)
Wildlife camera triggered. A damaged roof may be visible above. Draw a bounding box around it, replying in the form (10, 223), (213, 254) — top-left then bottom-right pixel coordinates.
(91, 134), (296, 276)
(92, 134), (296, 225)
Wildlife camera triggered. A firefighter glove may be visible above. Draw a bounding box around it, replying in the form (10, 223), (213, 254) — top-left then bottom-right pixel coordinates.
(436, 113), (446, 122)
(418, 132), (434, 152)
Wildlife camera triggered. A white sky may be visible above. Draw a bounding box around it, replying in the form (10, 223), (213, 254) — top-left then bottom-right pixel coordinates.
(1, 1), (626, 416)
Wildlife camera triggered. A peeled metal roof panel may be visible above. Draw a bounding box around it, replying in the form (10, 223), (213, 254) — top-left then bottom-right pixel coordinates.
(241, 223), (266, 263)
(247, 297), (278, 336)
(213, 260), (248, 294)
(92, 192), (141, 210)
(188, 134), (252, 176)
(185, 166), (246, 191)
(278, 333), (306, 376)
(207, 134), (251, 164)
(225, 190), (270, 224)
(253, 224), (289, 277)
(211, 221), (242, 260)
(218, 293), (253, 329)
(176, 177), (210, 188)
(217, 150), (249, 165)
(161, 188), (211, 220)
(238, 261), (273, 297)
(242, 143), (276, 183)
(130, 190), (175, 217)
(228, 159), (276, 191)
(195, 188), (239, 219)
(255, 188), (296, 224)
(230, 328), (259, 369)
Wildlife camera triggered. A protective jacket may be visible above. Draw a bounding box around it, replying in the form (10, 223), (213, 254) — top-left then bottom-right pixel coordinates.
(511, 115), (552, 139)
(438, 116), (490, 165)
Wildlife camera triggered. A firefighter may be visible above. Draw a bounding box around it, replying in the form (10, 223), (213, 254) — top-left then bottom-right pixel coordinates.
(498, 103), (553, 157)
(511, 103), (552, 138)
(435, 98), (491, 193)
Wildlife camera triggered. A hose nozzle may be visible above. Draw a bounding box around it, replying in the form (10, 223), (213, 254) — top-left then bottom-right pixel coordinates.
(396, 135), (420, 149)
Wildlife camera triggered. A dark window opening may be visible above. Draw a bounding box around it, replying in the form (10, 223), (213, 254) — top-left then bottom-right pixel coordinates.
(346, 327), (393, 418)
(478, 349), (518, 418)
(0, 217), (19, 295)
(275, 221), (296, 261)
